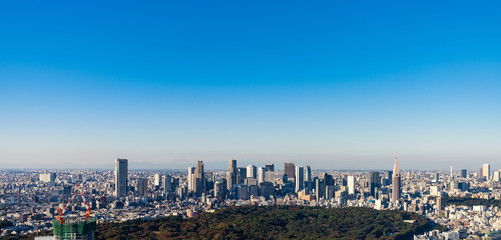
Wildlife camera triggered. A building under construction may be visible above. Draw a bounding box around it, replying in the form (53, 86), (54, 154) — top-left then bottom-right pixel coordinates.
(51, 218), (96, 240)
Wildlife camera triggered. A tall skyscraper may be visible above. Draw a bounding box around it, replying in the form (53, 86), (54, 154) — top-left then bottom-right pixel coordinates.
(384, 170), (393, 185)
(460, 169), (467, 178)
(323, 173), (334, 186)
(228, 159), (238, 190)
(391, 155), (401, 204)
(483, 164), (491, 180)
(154, 174), (161, 187)
(284, 162), (295, 179)
(136, 178), (148, 197)
(368, 171), (380, 198)
(347, 176), (355, 195)
(247, 165), (257, 179)
(187, 166), (195, 192)
(257, 167), (266, 183)
(265, 163), (275, 172)
(295, 166), (304, 193)
(194, 161), (205, 196)
(114, 158), (128, 198)
(305, 166), (312, 193)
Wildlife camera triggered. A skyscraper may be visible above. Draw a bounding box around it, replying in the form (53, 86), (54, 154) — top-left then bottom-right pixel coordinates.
(246, 165), (257, 179)
(305, 166), (312, 193)
(368, 171), (380, 198)
(194, 161), (205, 197)
(284, 162), (295, 179)
(114, 158), (128, 198)
(483, 164), (491, 180)
(228, 159), (238, 190)
(295, 166), (304, 193)
(257, 167), (266, 183)
(460, 169), (467, 178)
(391, 155), (401, 204)
(347, 176), (355, 195)
(187, 166), (195, 192)
(136, 178), (148, 197)
(265, 163), (275, 172)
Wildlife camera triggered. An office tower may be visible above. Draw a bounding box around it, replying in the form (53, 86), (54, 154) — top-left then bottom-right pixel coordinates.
(40, 173), (56, 183)
(478, 168), (483, 179)
(226, 172), (233, 190)
(194, 161), (205, 197)
(154, 174), (161, 186)
(214, 179), (225, 199)
(323, 173), (334, 186)
(259, 181), (274, 199)
(228, 159), (238, 189)
(315, 178), (325, 201)
(187, 166), (195, 192)
(295, 166), (304, 193)
(460, 169), (467, 178)
(247, 165), (257, 179)
(284, 162), (295, 178)
(265, 163), (275, 172)
(434, 173), (439, 183)
(136, 178), (148, 197)
(257, 167), (266, 183)
(237, 185), (249, 200)
(483, 164), (491, 180)
(264, 171), (275, 183)
(114, 158), (128, 198)
(436, 196), (443, 211)
(384, 170), (393, 185)
(325, 185), (335, 199)
(305, 166), (312, 193)
(246, 185), (257, 197)
(392, 155), (401, 203)
(368, 171), (380, 197)
(237, 168), (247, 183)
(347, 176), (355, 195)
(494, 171), (500, 182)
(162, 175), (172, 193)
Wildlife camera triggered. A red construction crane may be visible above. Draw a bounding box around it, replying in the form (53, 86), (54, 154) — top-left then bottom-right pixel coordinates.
(56, 182), (92, 224)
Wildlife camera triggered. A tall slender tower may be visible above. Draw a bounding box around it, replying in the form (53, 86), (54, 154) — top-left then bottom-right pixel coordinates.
(295, 166), (304, 193)
(227, 159), (237, 190)
(114, 158), (128, 198)
(194, 161), (205, 197)
(391, 154), (401, 204)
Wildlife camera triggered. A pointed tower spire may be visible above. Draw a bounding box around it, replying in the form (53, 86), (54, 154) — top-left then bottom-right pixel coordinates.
(393, 153), (399, 174)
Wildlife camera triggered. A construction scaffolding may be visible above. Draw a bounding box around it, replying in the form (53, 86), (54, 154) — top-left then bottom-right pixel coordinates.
(51, 218), (96, 240)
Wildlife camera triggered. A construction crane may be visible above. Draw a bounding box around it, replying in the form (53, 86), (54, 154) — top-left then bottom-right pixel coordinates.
(56, 181), (92, 224)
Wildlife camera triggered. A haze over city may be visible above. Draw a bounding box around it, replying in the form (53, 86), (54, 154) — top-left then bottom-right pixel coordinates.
(1, 1), (501, 170)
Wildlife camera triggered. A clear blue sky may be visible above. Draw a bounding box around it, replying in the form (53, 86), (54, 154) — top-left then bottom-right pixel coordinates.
(1, 1), (500, 170)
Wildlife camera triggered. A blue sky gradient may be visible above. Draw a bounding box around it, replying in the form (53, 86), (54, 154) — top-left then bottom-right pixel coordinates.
(1, 1), (501, 169)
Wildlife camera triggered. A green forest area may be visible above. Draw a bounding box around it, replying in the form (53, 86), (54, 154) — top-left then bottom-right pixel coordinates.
(3, 206), (437, 240)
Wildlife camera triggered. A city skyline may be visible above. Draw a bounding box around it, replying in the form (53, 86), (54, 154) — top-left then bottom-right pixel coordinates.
(1, 1), (501, 170)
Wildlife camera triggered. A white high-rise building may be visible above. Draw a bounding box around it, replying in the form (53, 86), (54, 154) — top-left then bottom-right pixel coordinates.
(257, 167), (266, 183)
(483, 164), (491, 180)
(114, 158), (128, 198)
(154, 174), (161, 186)
(295, 166), (304, 193)
(347, 176), (355, 195)
(246, 165), (257, 179)
(187, 166), (195, 192)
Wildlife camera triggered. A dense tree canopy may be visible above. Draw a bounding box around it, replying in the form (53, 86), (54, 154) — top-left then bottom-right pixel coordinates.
(95, 206), (433, 240)
(2, 206), (437, 240)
